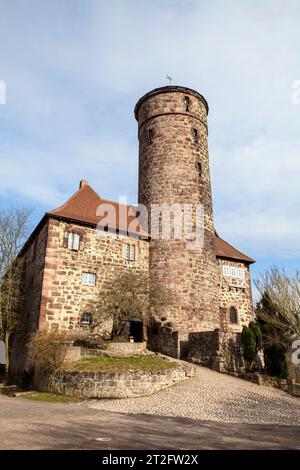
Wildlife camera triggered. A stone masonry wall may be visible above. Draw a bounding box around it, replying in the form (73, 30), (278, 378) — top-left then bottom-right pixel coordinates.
(39, 362), (194, 398)
(188, 330), (220, 367)
(188, 329), (245, 373)
(10, 221), (49, 381)
(39, 218), (149, 332)
(218, 259), (254, 332)
(136, 87), (219, 333)
(147, 323), (179, 358)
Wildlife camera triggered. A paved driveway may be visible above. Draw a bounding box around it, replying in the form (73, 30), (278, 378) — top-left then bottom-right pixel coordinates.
(0, 366), (299, 449)
(0, 393), (299, 450)
(87, 365), (300, 425)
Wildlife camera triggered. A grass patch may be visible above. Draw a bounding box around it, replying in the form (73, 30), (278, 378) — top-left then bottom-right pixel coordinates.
(21, 392), (79, 403)
(69, 355), (177, 373)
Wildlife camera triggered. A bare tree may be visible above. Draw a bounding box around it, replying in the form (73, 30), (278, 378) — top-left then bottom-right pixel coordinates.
(255, 266), (300, 349)
(0, 207), (31, 379)
(28, 331), (68, 376)
(90, 271), (172, 340)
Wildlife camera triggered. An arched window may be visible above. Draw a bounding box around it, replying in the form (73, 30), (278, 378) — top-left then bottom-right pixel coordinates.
(229, 306), (238, 324)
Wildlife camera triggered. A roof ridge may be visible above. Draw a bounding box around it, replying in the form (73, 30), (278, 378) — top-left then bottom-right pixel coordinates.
(99, 196), (137, 209)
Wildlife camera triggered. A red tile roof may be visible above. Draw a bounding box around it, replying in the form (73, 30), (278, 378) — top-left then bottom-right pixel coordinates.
(47, 184), (254, 264)
(214, 235), (255, 264)
(47, 184), (147, 237)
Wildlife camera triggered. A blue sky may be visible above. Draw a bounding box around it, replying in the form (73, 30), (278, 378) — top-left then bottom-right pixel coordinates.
(0, 0), (300, 294)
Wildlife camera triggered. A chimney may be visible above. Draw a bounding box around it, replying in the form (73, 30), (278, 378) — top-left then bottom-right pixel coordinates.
(79, 179), (88, 189)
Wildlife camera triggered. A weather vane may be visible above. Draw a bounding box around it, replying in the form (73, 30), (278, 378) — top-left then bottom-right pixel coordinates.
(166, 75), (172, 86)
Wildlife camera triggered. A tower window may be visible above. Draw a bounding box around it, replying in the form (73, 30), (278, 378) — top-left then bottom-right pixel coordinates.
(184, 96), (190, 112)
(197, 161), (202, 178)
(192, 128), (199, 143)
(81, 313), (92, 326)
(148, 128), (154, 145)
(68, 232), (80, 251)
(229, 306), (238, 324)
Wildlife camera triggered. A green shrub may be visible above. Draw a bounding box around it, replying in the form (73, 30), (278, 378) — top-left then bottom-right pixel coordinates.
(249, 321), (263, 350)
(241, 326), (256, 363)
(269, 346), (288, 379)
(264, 344), (288, 379)
(260, 324), (288, 379)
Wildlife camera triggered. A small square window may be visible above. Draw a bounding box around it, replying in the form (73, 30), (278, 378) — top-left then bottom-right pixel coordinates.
(81, 313), (92, 326)
(222, 265), (230, 277)
(82, 272), (96, 286)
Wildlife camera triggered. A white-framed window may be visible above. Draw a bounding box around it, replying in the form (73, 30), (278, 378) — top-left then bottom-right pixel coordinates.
(230, 266), (238, 278)
(68, 232), (80, 251)
(222, 265), (230, 277)
(237, 268), (245, 279)
(125, 244), (130, 260)
(130, 244), (135, 261)
(124, 243), (136, 261)
(81, 313), (92, 326)
(82, 272), (96, 286)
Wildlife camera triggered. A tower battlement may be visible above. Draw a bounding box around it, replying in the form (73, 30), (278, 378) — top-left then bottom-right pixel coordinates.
(134, 85), (209, 120)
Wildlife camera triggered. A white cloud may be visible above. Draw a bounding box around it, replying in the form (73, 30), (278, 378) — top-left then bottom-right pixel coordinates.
(0, 0), (300, 264)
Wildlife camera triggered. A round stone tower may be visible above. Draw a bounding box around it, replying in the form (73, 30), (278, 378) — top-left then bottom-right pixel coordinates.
(135, 86), (219, 338)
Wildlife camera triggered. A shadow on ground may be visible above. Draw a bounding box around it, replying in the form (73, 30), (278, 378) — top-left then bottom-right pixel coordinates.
(0, 395), (299, 449)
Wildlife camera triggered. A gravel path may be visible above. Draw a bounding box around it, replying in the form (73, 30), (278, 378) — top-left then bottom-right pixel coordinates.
(87, 365), (300, 425)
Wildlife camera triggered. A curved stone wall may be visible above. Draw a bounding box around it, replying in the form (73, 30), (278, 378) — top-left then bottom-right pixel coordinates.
(39, 362), (194, 398)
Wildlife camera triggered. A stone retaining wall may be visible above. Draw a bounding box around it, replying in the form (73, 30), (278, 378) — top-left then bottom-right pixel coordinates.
(39, 362), (194, 398)
(104, 342), (147, 356)
(65, 342), (148, 363)
(147, 323), (179, 358)
(188, 329), (245, 372)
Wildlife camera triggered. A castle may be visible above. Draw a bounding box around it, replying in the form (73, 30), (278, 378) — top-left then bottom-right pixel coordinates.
(11, 86), (255, 377)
